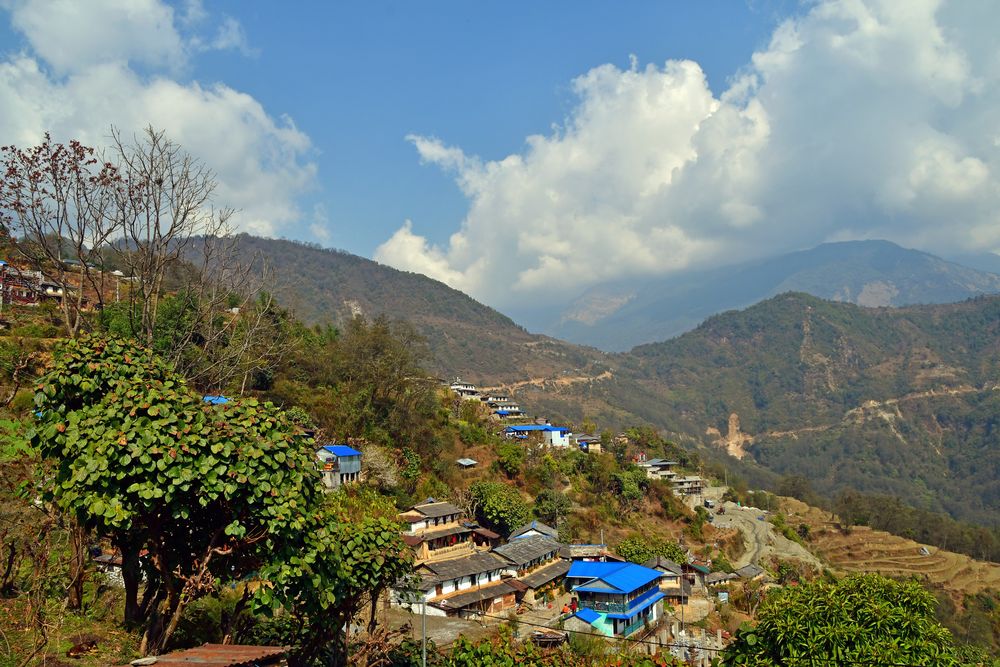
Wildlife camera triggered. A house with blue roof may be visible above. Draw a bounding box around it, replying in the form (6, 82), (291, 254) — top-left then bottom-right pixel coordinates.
(503, 424), (571, 448)
(564, 561), (665, 637)
(316, 445), (362, 488)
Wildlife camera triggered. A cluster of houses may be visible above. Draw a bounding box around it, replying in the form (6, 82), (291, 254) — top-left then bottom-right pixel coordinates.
(448, 378), (604, 453)
(0, 261), (67, 307)
(0, 258), (136, 311)
(449, 379), (524, 417)
(636, 456), (707, 496)
(389, 496), (768, 639)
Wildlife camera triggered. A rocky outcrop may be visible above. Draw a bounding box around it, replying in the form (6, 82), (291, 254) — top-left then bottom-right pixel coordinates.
(712, 412), (753, 459)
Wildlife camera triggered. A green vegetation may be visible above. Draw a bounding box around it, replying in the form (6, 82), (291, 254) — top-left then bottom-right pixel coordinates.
(722, 574), (962, 665)
(469, 480), (531, 536)
(227, 235), (602, 383)
(615, 534), (686, 565)
(28, 335), (410, 662)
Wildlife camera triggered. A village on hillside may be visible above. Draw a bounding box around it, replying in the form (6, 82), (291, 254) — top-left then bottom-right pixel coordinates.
(297, 378), (780, 663)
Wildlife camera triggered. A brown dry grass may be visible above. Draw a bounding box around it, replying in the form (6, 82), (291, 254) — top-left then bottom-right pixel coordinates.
(782, 497), (1000, 597)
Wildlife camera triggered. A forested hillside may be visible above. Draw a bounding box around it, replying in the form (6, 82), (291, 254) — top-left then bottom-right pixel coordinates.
(230, 236), (1000, 527)
(527, 292), (1000, 524)
(230, 235), (606, 383)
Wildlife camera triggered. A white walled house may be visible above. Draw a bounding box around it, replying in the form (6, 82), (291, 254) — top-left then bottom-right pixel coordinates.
(503, 424), (572, 448)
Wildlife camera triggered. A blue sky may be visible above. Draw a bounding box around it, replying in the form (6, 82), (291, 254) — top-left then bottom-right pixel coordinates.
(164, 1), (800, 254)
(1, 0), (998, 315)
(0, 0), (797, 253)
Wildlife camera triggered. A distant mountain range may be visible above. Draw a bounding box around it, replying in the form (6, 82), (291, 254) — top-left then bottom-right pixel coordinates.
(519, 292), (1000, 525)
(544, 240), (1000, 351)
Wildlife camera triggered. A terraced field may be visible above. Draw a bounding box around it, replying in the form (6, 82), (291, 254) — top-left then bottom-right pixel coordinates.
(782, 498), (1000, 596)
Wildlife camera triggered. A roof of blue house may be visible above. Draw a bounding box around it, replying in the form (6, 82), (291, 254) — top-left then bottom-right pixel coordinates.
(504, 425), (569, 433)
(203, 395), (229, 405)
(574, 607), (601, 624)
(568, 561), (663, 594)
(321, 445), (362, 457)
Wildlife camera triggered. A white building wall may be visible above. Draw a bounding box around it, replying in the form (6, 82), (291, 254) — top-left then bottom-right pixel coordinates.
(546, 431), (571, 448)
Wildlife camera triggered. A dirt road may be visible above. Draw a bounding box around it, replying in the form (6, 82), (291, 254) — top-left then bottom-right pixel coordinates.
(712, 502), (821, 568)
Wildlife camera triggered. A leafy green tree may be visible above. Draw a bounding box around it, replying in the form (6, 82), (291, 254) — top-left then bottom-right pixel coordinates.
(31, 335), (415, 662)
(533, 489), (571, 527)
(615, 534), (686, 565)
(469, 481), (530, 536)
(722, 574), (961, 666)
(611, 467), (649, 513)
(494, 440), (525, 479)
(31, 336), (321, 655)
(254, 492), (411, 665)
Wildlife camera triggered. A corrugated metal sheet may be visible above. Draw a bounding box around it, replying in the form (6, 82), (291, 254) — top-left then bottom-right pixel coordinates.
(493, 535), (561, 565)
(117, 644), (287, 666)
(567, 561), (663, 594)
(321, 444), (362, 457)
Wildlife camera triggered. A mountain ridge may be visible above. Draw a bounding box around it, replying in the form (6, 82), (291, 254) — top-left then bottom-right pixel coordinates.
(543, 240), (1000, 351)
(230, 234), (608, 384)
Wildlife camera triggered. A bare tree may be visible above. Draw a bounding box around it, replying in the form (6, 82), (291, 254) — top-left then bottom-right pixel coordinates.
(107, 126), (285, 392)
(0, 135), (118, 336)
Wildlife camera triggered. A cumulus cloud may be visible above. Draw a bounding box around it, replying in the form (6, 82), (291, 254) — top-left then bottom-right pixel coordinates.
(0, 0), (313, 236)
(377, 0), (1000, 311)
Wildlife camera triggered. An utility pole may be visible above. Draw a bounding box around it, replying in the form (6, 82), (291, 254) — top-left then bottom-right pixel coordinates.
(421, 598), (427, 667)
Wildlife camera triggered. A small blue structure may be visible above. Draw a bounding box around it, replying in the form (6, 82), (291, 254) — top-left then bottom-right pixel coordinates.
(503, 424), (571, 448)
(317, 444), (362, 488)
(202, 395), (229, 405)
(564, 561), (665, 637)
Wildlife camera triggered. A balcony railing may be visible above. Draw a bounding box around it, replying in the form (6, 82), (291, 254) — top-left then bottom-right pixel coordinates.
(622, 617), (645, 637)
(425, 542), (474, 559)
(580, 587), (660, 615)
(586, 601), (628, 614)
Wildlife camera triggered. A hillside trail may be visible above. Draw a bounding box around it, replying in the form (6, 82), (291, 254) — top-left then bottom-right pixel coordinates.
(484, 370), (613, 393)
(757, 383), (999, 441)
(700, 492), (821, 569)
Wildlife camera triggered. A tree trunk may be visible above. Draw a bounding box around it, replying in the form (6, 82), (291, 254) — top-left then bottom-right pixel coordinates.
(222, 587), (251, 644)
(66, 522), (87, 611)
(140, 587), (177, 656)
(0, 543), (17, 595)
(121, 542), (142, 627)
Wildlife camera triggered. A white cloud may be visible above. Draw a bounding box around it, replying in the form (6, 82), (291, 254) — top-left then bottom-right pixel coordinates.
(0, 0), (315, 238)
(4, 0), (185, 74)
(308, 203), (333, 244)
(377, 0), (1000, 311)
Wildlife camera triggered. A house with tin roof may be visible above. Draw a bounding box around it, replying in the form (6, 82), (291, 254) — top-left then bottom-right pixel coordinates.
(509, 520), (559, 540)
(316, 445), (362, 489)
(398, 499), (497, 564)
(493, 535), (569, 604)
(564, 561), (665, 637)
(393, 552), (522, 618)
(503, 424), (571, 448)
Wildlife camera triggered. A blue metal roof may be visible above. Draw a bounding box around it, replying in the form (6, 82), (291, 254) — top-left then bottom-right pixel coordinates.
(567, 561), (621, 580)
(322, 445), (362, 457)
(605, 592), (666, 620)
(504, 425), (569, 432)
(574, 608), (601, 625)
(567, 561), (663, 594)
(203, 395), (229, 405)
(496, 410), (510, 415)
